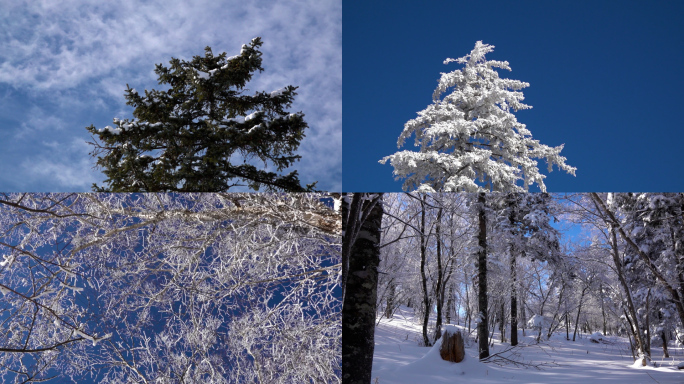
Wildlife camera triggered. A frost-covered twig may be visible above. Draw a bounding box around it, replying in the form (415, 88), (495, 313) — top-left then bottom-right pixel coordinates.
(59, 282), (83, 293)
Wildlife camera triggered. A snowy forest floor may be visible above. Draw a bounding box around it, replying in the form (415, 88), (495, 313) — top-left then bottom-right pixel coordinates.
(372, 306), (684, 383)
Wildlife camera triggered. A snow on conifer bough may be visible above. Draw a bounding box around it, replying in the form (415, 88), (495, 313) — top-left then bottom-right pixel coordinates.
(380, 41), (576, 193)
(86, 37), (316, 193)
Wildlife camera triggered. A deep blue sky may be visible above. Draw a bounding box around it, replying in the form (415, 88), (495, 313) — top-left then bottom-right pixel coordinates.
(343, 1), (684, 192)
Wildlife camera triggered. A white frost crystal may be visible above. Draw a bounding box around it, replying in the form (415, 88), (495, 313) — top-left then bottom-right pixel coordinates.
(60, 282), (83, 293)
(0, 254), (15, 267)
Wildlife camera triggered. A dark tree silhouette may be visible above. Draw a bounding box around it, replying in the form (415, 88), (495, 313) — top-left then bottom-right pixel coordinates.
(87, 37), (315, 192)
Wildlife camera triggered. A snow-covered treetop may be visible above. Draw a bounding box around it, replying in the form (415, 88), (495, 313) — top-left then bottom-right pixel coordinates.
(380, 41), (576, 193)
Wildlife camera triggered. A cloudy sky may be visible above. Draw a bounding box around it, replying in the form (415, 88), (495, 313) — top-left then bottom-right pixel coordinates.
(0, 0), (341, 192)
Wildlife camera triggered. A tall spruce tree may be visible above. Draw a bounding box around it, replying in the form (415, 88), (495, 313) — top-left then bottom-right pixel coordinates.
(380, 41), (576, 193)
(86, 37), (316, 192)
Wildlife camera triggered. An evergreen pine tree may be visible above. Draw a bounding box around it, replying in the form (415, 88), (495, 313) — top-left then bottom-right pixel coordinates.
(380, 41), (576, 193)
(86, 37), (316, 192)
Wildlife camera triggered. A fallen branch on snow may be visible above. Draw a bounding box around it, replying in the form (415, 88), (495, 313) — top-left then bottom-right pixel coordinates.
(480, 342), (563, 370)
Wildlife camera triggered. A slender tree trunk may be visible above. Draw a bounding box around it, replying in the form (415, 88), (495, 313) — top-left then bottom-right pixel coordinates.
(600, 283), (607, 335)
(385, 282), (395, 319)
(477, 192), (489, 359)
(419, 195), (431, 347)
(500, 300), (506, 343)
(626, 321), (636, 360)
(465, 276), (472, 334)
(446, 283), (453, 325)
(662, 330), (670, 358)
(572, 286), (588, 342)
(342, 194), (383, 384)
(521, 296), (526, 337)
(646, 287), (651, 357)
(444, 213), (457, 326)
(434, 207), (444, 342)
(536, 321), (543, 343)
(510, 248), (518, 346)
(488, 309), (495, 346)
(623, 308), (639, 359)
(547, 282), (565, 340)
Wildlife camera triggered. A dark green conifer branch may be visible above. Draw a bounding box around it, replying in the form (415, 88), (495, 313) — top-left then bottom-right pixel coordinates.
(87, 37), (316, 192)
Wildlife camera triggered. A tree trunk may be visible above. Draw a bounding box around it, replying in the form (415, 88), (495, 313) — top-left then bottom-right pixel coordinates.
(500, 300), (506, 343)
(662, 330), (670, 358)
(446, 283), (453, 325)
(600, 283), (607, 335)
(623, 308), (639, 359)
(342, 193), (383, 384)
(384, 282), (395, 319)
(646, 287), (651, 357)
(547, 282), (565, 340)
(521, 296), (526, 337)
(341, 194), (362, 302)
(434, 207), (444, 342)
(465, 272), (471, 334)
(419, 195), (431, 347)
(489, 306), (496, 347)
(477, 192), (489, 359)
(625, 318), (636, 360)
(510, 248), (518, 346)
(572, 286), (588, 342)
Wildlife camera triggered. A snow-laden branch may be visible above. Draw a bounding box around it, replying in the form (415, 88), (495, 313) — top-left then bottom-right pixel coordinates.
(380, 41), (576, 192)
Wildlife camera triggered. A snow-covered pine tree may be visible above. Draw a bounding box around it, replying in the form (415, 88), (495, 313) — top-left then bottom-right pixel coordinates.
(380, 41), (576, 193)
(86, 37), (316, 192)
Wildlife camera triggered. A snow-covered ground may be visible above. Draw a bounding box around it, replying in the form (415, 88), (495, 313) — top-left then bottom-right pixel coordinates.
(372, 306), (684, 383)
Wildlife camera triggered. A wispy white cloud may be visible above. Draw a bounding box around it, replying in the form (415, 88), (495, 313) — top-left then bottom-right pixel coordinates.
(0, 0), (341, 191)
(15, 107), (68, 139)
(18, 138), (100, 191)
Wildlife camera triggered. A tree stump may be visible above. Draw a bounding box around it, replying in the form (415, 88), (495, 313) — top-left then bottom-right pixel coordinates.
(439, 328), (465, 363)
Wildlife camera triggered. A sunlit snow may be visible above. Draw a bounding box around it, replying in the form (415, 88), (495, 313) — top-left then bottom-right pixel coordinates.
(372, 306), (684, 383)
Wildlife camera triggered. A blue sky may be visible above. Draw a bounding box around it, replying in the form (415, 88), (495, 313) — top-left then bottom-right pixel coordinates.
(343, 1), (684, 192)
(0, 0), (341, 192)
